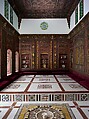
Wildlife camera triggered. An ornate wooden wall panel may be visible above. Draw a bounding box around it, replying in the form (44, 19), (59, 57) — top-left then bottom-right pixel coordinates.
(19, 35), (69, 71)
(73, 36), (85, 72)
(58, 38), (69, 70)
(37, 40), (51, 69)
(1, 29), (7, 78)
(0, 20), (2, 78)
(0, 14), (19, 78)
(86, 25), (89, 75)
(53, 40), (57, 69)
(19, 38), (33, 70)
(32, 41), (36, 69)
(69, 13), (89, 77)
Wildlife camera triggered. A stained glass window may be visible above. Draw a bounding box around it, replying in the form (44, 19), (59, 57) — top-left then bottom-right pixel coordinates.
(10, 6), (13, 24)
(79, 0), (84, 19)
(75, 7), (78, 24)
(4, 0), (9, 20)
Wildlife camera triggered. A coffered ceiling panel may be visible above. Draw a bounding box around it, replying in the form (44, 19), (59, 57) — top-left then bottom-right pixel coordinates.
(8, 0), (80, 18)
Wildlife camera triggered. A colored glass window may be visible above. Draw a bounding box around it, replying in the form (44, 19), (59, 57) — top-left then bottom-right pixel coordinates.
(75, 7), (78, 24)
(79, 0), (84, 19)
(4, 0), (9, 20)
(10, 6), (13, 24)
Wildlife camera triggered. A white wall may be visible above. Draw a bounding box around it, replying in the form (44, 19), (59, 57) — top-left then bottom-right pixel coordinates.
(13, 11), (18, 30)
(70, 0), (89, 31)
(19, 19), (70, 34)
(0, 0), (18, 31)
(84, 0), (89, 15)
(70, 12), (75, 31)
(1, 0), (89, 34)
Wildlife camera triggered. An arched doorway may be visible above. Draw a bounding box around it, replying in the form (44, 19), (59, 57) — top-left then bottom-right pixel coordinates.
(15, 51), (19, 72)
(7, 49), (12, 76)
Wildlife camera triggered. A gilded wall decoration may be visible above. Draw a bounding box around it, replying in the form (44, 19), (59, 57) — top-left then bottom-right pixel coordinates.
(75, 46), (84, 65)
(87, 49), (89, 74)
(19, 35), (68, 70)
(50, 41), (52, 69)
(32, 42), (35, 69)
(74, 38), (84, 72)
(36, 41), (39, 69)
(53, 41), (57, 69)
(75, 47), (79, 65)
(87, 49), (89, 63)
(80, 46), (84, 65)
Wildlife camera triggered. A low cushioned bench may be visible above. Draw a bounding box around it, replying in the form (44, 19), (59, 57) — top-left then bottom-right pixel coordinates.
(68, 72), (89, 90)
(0, 73), (21, 91)
(79, 81), (89, 90)
(0, 80), (9, 91)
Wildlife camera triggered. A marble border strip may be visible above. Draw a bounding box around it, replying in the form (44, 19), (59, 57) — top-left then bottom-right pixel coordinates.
(0, 93), (89, 102)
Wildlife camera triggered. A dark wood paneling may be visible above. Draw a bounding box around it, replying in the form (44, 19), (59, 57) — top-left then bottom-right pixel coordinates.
(0, 20), (1, 78)
(69, 13), (89, 77)
(8, 0), (80, 19)
(1, 30), (7, 78)
(0, 14), (19, 79)
(19, 34), (69, 71)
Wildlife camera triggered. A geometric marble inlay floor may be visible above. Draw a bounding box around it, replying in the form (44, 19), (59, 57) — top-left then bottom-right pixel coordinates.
(0, 75), (89, 102)
(0, 101), (89, 119)
(0, 75), (89, 93)
(0, 75), (89, 119)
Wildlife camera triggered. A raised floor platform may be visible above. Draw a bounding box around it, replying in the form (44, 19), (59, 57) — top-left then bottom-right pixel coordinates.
(0, 70), (89, 91)
(0, 75), (89, 102)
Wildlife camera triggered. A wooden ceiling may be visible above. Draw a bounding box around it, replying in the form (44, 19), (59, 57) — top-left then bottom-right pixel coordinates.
(8, 0), (80, 19)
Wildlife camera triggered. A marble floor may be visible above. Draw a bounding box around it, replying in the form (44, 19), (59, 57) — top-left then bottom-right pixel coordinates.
(1, 75), (88, 93)
(0, 75), (89, 118)
(0, 101), (89, 119)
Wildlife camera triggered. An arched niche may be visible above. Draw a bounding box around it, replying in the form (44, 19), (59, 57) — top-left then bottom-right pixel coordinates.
(7, 49), (12, 76)
(15, 51), (19, 72)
